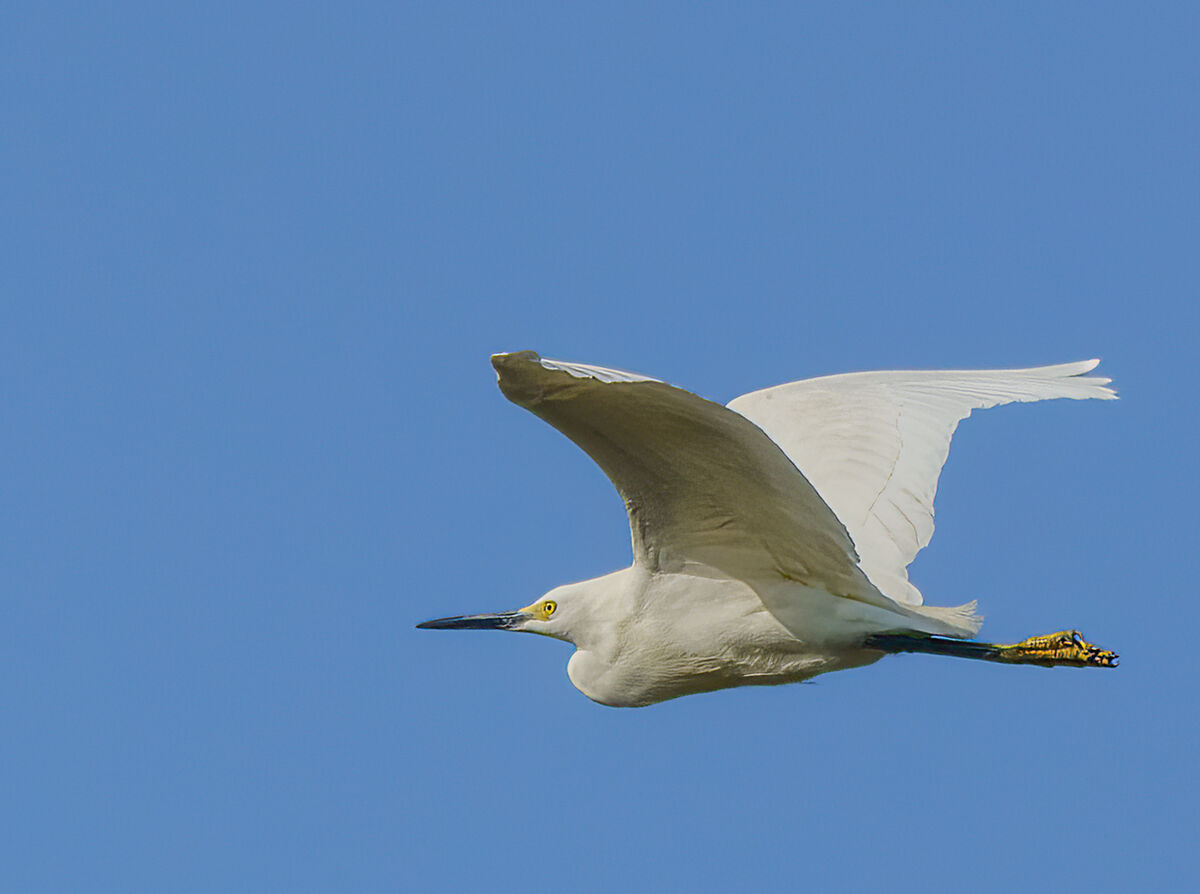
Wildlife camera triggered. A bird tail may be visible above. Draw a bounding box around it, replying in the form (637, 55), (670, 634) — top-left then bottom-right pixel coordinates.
(905, 600), (983, 638)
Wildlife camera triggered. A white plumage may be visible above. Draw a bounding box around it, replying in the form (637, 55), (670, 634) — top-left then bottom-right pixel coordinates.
(419, 351), (1116, 706)
(728, 360), (1116, 607)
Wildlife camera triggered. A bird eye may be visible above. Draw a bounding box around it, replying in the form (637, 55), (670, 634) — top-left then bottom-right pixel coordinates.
(542, 600), (557, 617)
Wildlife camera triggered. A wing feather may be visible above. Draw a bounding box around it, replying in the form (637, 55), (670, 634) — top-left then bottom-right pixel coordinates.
(727, 360), (1116, 606)
(492, 351), (888, 607)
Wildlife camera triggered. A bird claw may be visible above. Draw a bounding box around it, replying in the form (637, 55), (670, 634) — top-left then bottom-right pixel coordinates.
(999, 629), (1118, 668)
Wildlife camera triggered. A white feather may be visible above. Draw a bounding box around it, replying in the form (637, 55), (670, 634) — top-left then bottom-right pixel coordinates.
(727, 360), (1116, 606)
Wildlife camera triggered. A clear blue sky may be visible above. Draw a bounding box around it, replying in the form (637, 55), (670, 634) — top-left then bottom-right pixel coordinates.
(3, 3), (1196, 892)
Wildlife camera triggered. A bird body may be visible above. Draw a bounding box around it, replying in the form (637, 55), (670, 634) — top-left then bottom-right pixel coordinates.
(419, 351), (1118, 706)
(560, 565), (885, 707)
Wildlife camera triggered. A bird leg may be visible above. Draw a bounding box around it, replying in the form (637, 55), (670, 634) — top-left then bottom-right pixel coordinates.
(992, 630), (1119, 667)
(864, 629), (1118, 668)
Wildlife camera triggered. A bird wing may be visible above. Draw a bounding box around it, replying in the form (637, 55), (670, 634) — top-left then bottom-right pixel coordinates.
(492, 351), (890, 608)
(727, 360), (1116, 606)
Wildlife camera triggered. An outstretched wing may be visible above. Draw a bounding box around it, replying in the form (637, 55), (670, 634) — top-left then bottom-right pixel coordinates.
(727, 360), (1117, 606)
(492, 351), (887, 607)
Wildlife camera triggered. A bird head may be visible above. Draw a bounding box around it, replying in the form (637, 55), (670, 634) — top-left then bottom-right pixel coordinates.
(416, 588), (576, 643)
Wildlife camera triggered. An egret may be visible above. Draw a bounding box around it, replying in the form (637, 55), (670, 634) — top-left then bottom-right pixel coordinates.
(419, 351), (1117, 707)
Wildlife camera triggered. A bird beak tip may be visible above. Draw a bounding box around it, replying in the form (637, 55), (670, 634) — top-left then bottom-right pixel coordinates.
(415, 611), (526, 631)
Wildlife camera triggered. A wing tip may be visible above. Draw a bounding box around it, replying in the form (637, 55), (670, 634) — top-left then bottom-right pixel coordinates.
(1038, 358), (1118, 400)
(492, 350), (541, 371)
(1077, 358), (1119, 400)
(492, 351), (660, 386)
(491, 350), (550, 405)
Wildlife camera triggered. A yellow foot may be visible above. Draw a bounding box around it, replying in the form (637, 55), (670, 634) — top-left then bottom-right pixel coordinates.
(997, 630), (1118, 668)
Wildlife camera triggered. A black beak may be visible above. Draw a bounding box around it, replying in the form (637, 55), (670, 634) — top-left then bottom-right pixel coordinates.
(416, 611), (528, 630)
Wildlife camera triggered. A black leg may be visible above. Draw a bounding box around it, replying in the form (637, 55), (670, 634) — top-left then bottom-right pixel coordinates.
(865, 630), (1118, 668)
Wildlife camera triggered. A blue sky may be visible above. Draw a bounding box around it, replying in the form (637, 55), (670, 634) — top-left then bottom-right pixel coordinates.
(3, 3), (1197, 891)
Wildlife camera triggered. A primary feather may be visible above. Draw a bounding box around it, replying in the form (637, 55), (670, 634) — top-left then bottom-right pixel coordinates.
(728, 361), (1117, 606)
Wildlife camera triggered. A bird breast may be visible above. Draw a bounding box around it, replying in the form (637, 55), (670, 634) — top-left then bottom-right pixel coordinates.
(565, 567), (862, 706)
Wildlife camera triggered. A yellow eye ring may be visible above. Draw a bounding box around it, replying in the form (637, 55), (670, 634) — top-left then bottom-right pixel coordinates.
(542, 600), (557, 618)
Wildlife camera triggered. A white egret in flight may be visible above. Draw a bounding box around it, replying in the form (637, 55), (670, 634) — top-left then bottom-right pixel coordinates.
(419, 351), (1117, 707)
